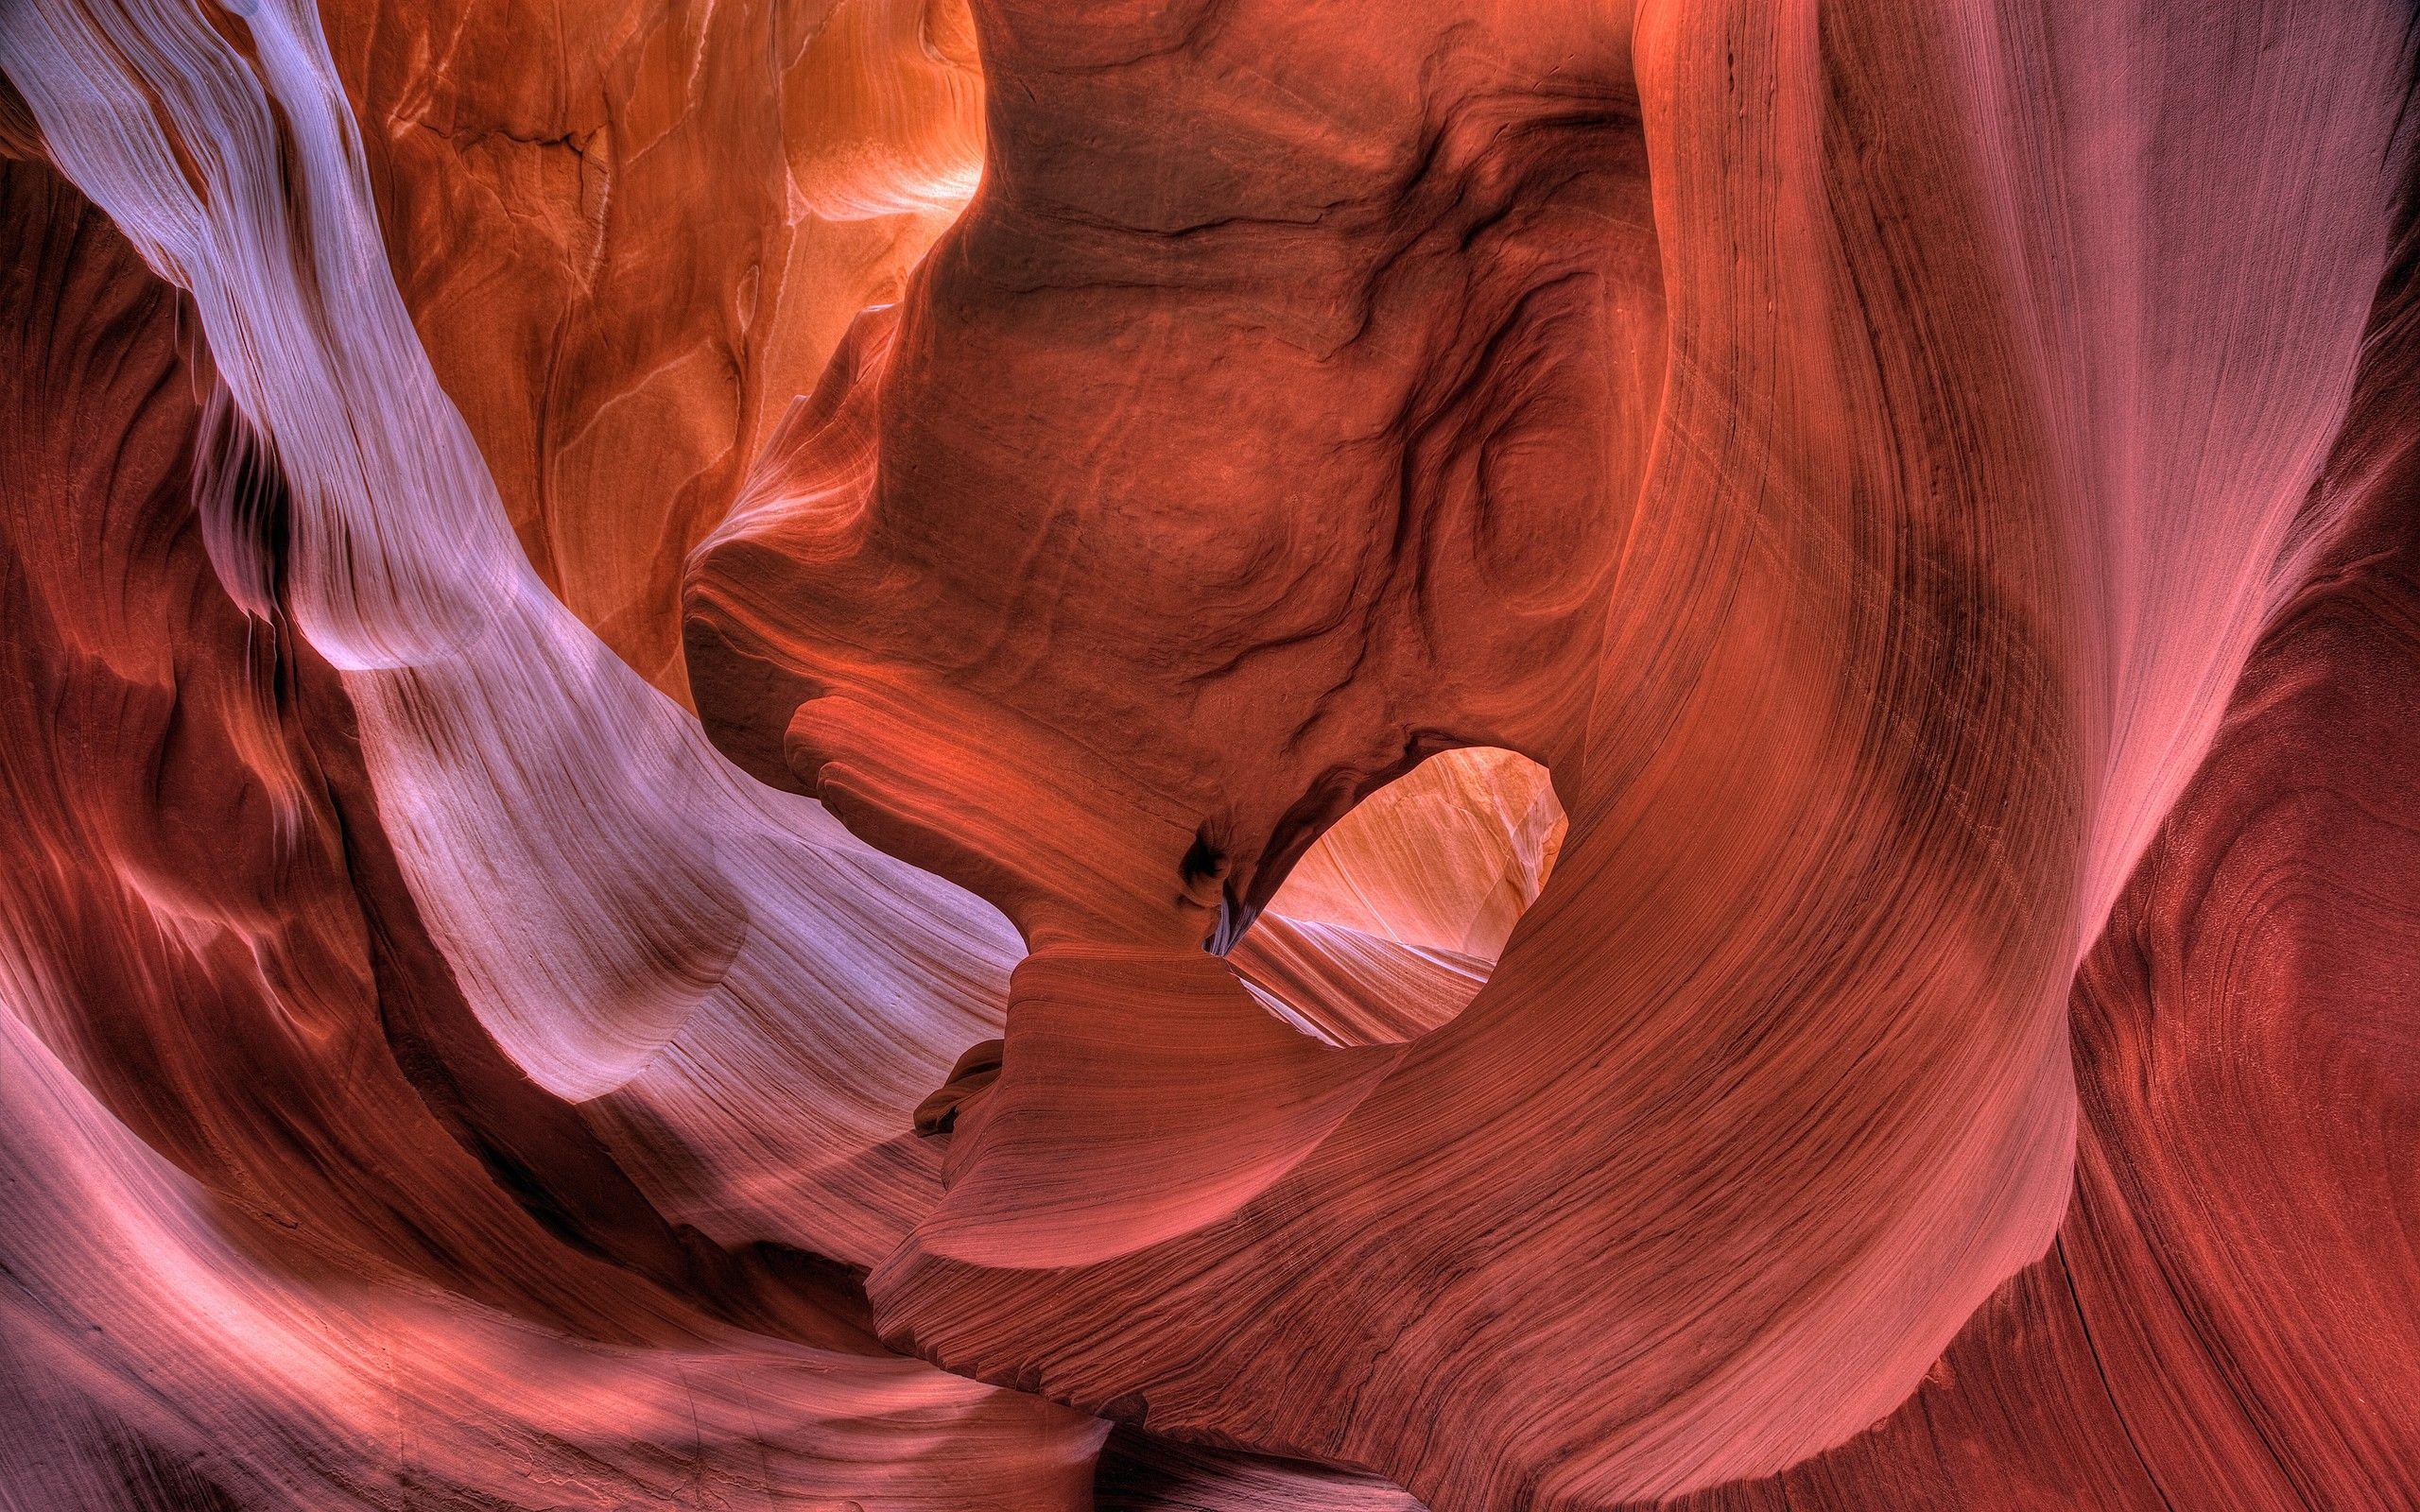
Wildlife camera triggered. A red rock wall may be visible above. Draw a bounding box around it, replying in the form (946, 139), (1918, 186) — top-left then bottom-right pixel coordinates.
(0, 1), (2414, 1509)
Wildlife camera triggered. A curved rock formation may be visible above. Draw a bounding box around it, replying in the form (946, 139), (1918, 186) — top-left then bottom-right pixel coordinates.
(2, 0), (2416, 1508)
(0, 151), (1098, 1511)
(327, 0), (983, 698)
(688, 3), (2418, 1505)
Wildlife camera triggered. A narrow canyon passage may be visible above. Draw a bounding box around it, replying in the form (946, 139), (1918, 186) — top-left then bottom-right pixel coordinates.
(0, 2), (2414, 1510)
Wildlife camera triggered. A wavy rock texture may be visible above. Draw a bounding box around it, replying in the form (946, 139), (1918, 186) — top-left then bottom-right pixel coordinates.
(2, 0), (2417, 1509)
(327, 0), (983, 698)
(0, 152), (1099, 1510)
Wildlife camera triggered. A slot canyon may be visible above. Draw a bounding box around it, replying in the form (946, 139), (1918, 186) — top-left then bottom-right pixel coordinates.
(0, 1), (2415, 1508)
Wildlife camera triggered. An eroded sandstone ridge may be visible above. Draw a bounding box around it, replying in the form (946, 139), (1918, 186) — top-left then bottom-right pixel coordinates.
(0, 1), (2414, 1509)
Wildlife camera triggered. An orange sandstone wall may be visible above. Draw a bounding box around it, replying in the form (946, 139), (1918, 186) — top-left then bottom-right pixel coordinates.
(0, 2), (2415, 1509)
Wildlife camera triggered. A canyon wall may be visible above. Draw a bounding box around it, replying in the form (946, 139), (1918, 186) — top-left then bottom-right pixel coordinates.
(0, 2), (2413, 1508)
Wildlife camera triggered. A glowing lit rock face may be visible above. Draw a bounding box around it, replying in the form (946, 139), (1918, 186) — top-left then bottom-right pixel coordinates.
(2, 2), (2418, 1510)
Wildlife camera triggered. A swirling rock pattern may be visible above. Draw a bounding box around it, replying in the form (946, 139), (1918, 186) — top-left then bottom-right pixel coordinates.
(326, 0), (983, 698)
(1, 1), (2415, 1509)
